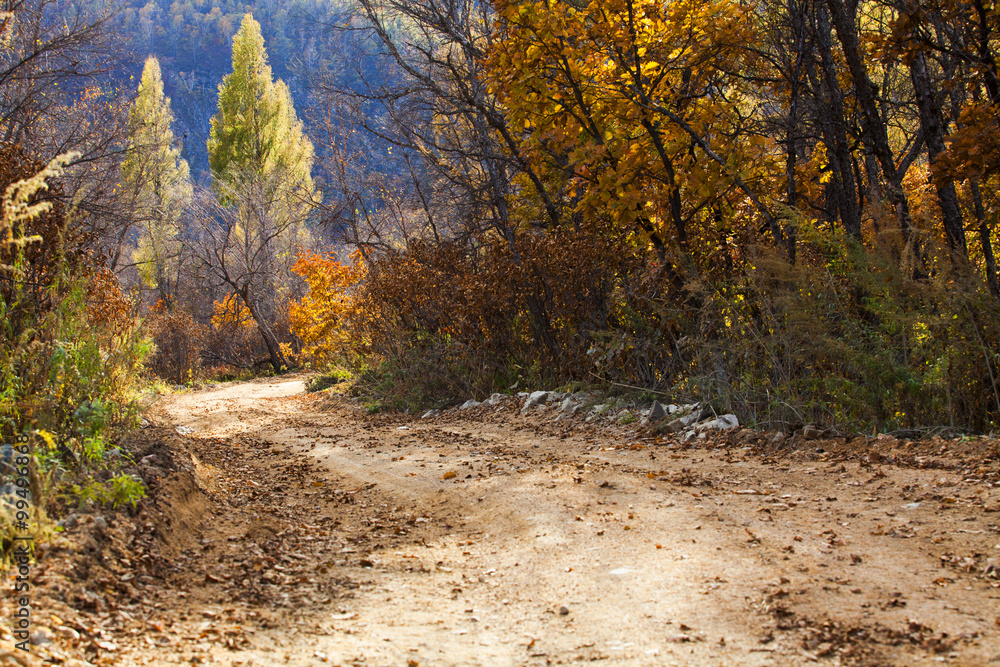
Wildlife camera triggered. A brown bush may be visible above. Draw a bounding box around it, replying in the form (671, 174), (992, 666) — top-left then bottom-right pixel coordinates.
(144, 302), (206, 384)
(349, 219), (1000, 432)
(350, 228), (673, 406)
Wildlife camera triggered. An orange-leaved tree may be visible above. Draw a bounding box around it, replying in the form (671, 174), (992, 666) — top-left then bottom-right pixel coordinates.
(211, 293), (258, 335)
(205, 292), (269, 369)
(288, 250), (364, 367)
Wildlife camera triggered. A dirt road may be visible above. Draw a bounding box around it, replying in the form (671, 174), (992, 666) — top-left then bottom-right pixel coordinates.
(8, 376), (1000, 666)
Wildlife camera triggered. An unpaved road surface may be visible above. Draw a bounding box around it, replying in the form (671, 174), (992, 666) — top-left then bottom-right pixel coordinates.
(6, 376), (1000, 666)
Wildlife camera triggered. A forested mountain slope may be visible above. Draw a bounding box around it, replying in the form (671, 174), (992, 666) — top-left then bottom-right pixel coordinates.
(112, 0), (365, 178)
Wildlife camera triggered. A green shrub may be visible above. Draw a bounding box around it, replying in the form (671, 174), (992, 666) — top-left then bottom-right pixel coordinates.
(63, 474), (146, 510)
(0, 145), (150, 558)
(306, 368), (354, 392)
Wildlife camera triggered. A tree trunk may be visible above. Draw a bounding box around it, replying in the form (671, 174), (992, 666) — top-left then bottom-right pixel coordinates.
(825, 0), (916, 251)
(972, 182), (999, 296)
(972, 0), (1000, 105)
(784, 0), (806, 262)
(815, 2), (862, 239)
(639, 118), (688, 252)
(240, 286), (288, 373)
(908, 50), (967, 257)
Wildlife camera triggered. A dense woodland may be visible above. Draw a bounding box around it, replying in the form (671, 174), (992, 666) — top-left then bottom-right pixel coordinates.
(3, 0), (1000, 520)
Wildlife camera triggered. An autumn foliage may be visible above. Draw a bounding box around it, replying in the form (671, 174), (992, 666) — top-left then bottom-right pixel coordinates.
(0, 143), (147, 459)
(288, 250), (363, 367)
(313, 0), (1000, 432)
(7, 0), (998, 438)
(348, 231), (662, 404)
(145, 300), (205, 384)
(489, 0), (778, 258)
(203, 292), (287, 371)
(86, 269), (138, 343)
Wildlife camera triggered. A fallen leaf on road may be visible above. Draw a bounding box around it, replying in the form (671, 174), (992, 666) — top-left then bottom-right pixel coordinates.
(329, 613), (358, 621)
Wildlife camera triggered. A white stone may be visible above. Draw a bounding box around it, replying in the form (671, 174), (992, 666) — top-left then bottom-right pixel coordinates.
(521, 391), (551, 413)
(696, 414), (740, 432)
(483, 393), (507, 406)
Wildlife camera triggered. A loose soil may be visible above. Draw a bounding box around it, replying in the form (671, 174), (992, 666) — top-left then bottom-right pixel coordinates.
(3, 376), (1000, 666)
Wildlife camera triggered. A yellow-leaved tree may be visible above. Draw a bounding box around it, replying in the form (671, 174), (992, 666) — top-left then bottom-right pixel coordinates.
(488, 0), (783, 276)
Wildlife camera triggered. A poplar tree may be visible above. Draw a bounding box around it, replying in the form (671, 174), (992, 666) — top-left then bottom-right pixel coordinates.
(202, 13), (316, 372)
(207, 12), (314, 211)
(121, 56), (192, 303)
